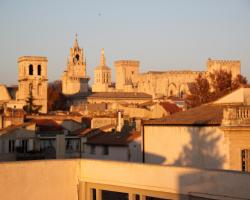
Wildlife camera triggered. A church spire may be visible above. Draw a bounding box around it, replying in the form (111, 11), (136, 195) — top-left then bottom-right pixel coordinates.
(73, 33), (79, 49)
(100, 48), (106, 66)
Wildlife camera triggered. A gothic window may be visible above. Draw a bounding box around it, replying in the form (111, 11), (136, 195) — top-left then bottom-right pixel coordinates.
(38, 65), (41, 76)
(73, 54), (79, 64)
(29, 64), (33, 75)
(180, 90), (185, 98)
(75, 54), (79, 61)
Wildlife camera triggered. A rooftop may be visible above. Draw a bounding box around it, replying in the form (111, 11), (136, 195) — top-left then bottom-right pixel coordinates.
(88, 92), (152, 99)
(143, 104), (225, 126)
(87, 131), (140, 146)
(18, 56), (48, 62)
(32, 119), (64, 132)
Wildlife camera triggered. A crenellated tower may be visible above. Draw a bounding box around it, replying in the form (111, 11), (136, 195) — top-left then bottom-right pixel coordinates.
(207, 58), (241, 79)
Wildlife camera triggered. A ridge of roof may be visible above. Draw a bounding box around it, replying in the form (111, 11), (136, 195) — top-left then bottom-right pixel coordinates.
(143, 104), (225, 126)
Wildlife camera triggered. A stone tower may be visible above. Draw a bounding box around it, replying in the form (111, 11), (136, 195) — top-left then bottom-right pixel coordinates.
(92, 48), (112, 92)
(62, 35), (89, 96)
(17, 56), (48, 113)
(115, 60), (139, 91)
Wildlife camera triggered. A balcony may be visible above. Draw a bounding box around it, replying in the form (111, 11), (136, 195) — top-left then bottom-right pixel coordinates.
(222, 106), (250, 127)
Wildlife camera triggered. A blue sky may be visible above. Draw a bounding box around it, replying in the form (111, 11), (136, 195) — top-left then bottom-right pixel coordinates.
(0, 0), (249, 84)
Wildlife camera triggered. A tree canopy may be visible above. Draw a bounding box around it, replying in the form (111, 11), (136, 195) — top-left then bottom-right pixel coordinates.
(187, 70), (248, 108)
(47, 80), (67, 111)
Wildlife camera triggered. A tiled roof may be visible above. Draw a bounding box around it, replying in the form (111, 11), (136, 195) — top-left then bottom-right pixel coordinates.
(143, 104), (225, 126)
(166, 96), (186, 102)
(159, 102), (181, 114)
(33, 119), (64, 131)
(88, 92), (152, 99)
(86, 131), (141, 146)
(0, 122), (35, 136)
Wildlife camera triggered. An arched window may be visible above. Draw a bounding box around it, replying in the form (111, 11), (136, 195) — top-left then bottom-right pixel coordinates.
(75, 54), (79, 61)
(180, 90), (185, 98)
(38, 65), (41, 76)
(170, 90), (173, 96)
(29, 64), (33, 75)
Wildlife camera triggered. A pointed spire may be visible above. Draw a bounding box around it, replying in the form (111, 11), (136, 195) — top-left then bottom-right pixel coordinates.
(100, 48), (106, 66)
(73, 33), (79, 49)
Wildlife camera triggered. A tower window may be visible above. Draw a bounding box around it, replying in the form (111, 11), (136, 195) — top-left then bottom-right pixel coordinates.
(29, 64), (33, 75)
(38, 65), (41, 76)
(75, 54), (79, 61)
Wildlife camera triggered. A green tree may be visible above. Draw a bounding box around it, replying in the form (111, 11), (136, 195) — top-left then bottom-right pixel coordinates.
(209, 69), (233, 99)
(187, 73), (211, 107)
(47, 80), (67, 111)
(232, 74), (248, 90)
(23, 90), (41, 114)
(187, 70), (248, 108)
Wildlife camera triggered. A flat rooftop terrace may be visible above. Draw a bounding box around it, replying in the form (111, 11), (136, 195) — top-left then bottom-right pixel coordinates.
(0, 159), (250, 200)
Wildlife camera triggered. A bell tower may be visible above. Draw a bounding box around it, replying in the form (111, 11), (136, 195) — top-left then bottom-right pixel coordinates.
(67, 34), (86, 77)
(17, 56), (48, 113)
(62, 34), (89, 96)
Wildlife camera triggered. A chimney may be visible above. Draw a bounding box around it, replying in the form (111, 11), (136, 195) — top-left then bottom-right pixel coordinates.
(117, 110), (123, 132)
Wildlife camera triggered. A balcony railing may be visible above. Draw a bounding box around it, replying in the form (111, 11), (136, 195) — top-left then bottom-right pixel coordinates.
(222, 106), (250, 126)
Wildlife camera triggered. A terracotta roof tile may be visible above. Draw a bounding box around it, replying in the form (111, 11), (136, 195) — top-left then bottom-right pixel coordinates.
(160, 102), (181, 114)
(143, 104), (224, 125)
(86, 131), (141, 146)
(33, 119), (64, 131)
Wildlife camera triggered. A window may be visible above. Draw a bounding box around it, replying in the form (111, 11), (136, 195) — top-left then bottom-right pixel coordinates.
(20, 140), (28, 153)
(242, 149), (250, 172)
(29, 64), (33, 75)
(75, 54), (79, 61)
(8, 140), (15, 153)
(37, 65), (41, 75)
(90, 145), (96, 154)
(103, 146), (109, 155)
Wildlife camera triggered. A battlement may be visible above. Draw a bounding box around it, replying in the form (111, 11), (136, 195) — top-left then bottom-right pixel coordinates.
(146, 70), (203, 75)
(18, 56), (48, 63)
(207, 58), (240, 65)
(114, 60), (140, 67)
(207, 58), (241, 78)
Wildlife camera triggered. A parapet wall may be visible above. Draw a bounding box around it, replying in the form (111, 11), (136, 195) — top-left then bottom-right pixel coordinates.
(0, 159), (250, 200)
(114, 60), (140, 67)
